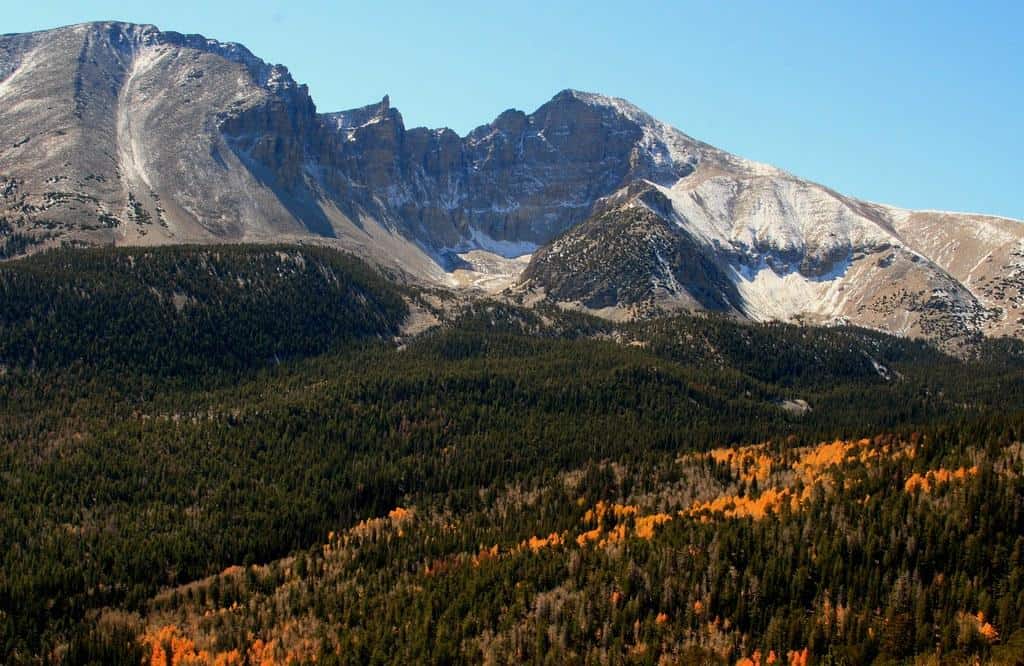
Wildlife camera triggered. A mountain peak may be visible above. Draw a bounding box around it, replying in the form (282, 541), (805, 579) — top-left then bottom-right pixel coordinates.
(18, 21), (297, 92)
(324, 95), (401, 134)
(548, 88), (649, 120)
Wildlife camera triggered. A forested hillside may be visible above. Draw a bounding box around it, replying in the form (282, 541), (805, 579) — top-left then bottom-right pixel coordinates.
(1, 247), (1022, 664)
(0, 245), (407, 377)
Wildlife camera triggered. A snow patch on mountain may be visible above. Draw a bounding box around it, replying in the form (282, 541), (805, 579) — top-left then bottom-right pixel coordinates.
(730, 258), (850, 322)
(0, 41), (40, 102)
(465, 228), (537, 258)
(447, 249), (533, 293)
(655, 173), (896, 275)
(116, 45), (164, 193)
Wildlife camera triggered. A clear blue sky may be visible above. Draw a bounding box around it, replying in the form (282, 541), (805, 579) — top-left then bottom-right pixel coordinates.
(7, 1), (1022, 218)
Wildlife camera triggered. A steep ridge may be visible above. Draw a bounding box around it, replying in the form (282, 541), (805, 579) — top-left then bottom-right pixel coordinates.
(519, 177), (999, 345)
(646, 166), (1006, 340)
(521, 184), (742, 318)
(0, 22), (1022, 344)
(0, 22), (446, 280)
(329, 89), (703, 253)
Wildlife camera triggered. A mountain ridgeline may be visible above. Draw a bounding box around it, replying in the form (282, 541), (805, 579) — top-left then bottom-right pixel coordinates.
(2, 21), (1023, 346)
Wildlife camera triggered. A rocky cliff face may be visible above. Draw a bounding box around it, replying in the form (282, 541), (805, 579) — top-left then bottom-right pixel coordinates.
(321, 89), (704, 257)
(0, 22), (323, 244)
(1, 21), (1022, 345)
(0, 22), (448, 278)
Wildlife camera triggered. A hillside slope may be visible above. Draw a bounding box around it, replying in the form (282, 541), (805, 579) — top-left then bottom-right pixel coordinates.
(0, 244), (408, 375)
(3, 289), (1023, 663)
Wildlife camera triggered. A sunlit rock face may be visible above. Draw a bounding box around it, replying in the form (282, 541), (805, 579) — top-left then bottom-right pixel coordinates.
(325, 88), (701, 252)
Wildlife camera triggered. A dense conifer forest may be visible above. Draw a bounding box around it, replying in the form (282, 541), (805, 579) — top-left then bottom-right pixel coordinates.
(1, 246), (1023, 664)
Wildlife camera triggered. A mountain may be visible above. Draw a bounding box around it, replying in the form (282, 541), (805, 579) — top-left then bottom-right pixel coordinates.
(1, 21), (1022, 345)
(519, 179), (1016, 346)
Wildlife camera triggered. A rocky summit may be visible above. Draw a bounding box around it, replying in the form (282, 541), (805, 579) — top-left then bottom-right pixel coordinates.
(1, 21), (1022, 346)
